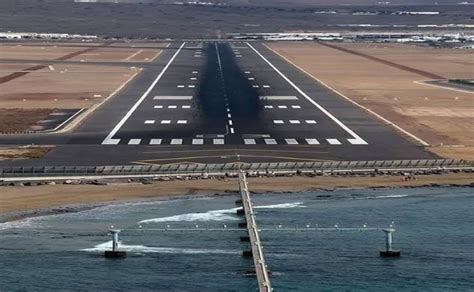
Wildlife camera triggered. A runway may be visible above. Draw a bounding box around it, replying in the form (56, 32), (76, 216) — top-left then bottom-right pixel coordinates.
(0, 41), (435, 166)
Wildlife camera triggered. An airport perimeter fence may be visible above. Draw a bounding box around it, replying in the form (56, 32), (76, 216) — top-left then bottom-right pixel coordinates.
(1, 159), (473, 179)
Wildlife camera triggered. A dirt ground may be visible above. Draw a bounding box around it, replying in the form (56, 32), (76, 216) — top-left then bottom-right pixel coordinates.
(0, 64), (137, 109)
(1, 173), (473, 214)
(0, 109), (54, 133)
(267, 42), (474, 159)
(0, 42), (158, 132)
(68, 47), (162, 63)
(0, 44), (81, 61)
(0, 146), (52, 160)
(0, 43), (165, 63)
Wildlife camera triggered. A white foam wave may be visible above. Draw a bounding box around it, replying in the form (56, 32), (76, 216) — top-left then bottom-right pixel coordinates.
(0, 218), (35, 231)
(139, 208), (239, 223)
(254, 202), (305, 209)
(81, 241), (238, 254)
(139, 202), (305, 224)
(374, 194), (409, 199)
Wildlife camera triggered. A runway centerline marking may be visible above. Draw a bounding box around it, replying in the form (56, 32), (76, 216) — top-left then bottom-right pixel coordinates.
(246, 42), (368, 145)
(215, 43), (235, 136)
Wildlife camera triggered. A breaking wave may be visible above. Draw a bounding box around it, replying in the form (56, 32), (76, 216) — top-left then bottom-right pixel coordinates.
(0, 218), (36, 231)
(139, 202), (305, 223)
(81, 241), (238, 254)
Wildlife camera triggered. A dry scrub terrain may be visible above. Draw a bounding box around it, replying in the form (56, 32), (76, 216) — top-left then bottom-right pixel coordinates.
(268, 42), (474, 159)
(0, 42), (165, 132)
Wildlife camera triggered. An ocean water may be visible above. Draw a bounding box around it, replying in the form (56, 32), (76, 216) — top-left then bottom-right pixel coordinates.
(0, 187), (473, 291)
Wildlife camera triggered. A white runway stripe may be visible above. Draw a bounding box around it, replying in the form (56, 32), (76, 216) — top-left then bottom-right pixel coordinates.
(289, 120), (301, 124)
(348, 139), (368, 145)
(264, 138), (277, 145)
(119, 137), (365, 145)
(144, 120), (155, 124)
(101, 42), (186, 145)
(305, 120), (317, 124)
(260, 96), (298, 100)
(177, 120), (188, 124)
(161, 120), (171, 124)
(248, 42), (367, 145)
(273, 120), (284, 124)
(305, 138), (320, 145)
(327, 138), (342, 145)
(154, 105), (163, 109)
(154, 96), (193, 100)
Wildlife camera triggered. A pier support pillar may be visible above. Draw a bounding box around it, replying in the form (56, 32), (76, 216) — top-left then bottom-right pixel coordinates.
(105, 228), (126, 258)
(380, 228), (400, 257)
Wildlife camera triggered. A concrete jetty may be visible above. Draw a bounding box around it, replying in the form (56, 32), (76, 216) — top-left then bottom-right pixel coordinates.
(237, 172), (272, 292)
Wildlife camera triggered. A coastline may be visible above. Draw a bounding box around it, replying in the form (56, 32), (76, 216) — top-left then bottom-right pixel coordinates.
(1, 173), (473, 224)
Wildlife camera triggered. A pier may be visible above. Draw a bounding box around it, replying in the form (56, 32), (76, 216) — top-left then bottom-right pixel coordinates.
(237, 172), (272, 292)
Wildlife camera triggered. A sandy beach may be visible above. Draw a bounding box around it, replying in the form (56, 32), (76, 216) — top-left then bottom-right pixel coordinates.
(1, 173), (472, 223)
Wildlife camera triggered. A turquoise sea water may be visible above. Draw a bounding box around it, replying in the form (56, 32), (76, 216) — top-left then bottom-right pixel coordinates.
(0, 187), (473, 291)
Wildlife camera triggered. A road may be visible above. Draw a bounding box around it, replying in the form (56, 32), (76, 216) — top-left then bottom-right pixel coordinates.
(0, 41), (435, 166)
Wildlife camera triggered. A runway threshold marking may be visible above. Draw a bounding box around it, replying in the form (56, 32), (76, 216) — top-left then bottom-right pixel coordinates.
(133, 154), (330, 165)
(102, 42), (186, 145)
(246, 42), (368, 145)
(327, 138), (342, 145)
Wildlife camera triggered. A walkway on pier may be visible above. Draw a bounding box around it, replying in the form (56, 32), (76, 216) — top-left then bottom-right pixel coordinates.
(238, 172), (272, 292)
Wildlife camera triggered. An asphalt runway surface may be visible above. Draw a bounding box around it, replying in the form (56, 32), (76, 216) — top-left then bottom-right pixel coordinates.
(0, 41), (436, 166)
